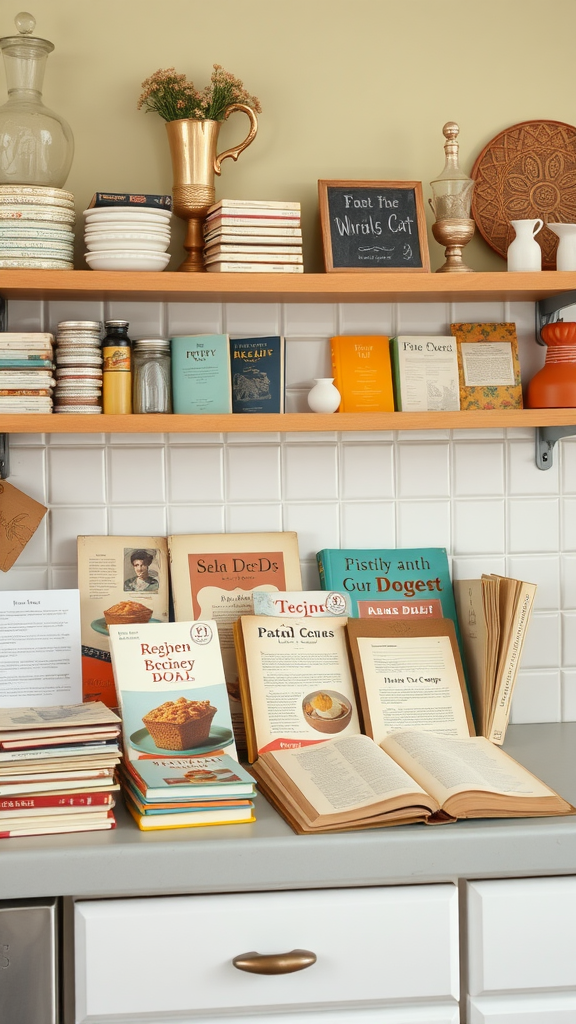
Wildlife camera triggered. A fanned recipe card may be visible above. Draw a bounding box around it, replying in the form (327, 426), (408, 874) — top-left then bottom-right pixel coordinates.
(249, 616), (574, 833)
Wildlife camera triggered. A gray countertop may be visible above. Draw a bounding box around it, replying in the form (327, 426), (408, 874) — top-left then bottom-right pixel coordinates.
(2, 723), (576, 901)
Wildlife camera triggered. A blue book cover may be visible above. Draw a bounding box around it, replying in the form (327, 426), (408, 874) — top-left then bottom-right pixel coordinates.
(170, 335), (232, 414)
(230, 336), (285, 413)
(126, 753), (256, 801)
(316, 546), (464, 659)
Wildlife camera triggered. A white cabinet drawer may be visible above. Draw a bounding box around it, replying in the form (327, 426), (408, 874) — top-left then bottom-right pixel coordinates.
(467, 877), (576, 995)
(74, 884), (458, 1022)
(469, 993), (576, 1022)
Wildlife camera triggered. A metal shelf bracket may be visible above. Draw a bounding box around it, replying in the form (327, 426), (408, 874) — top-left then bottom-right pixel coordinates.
(535, 425), (576, 470)
(0, 433), (8, 479)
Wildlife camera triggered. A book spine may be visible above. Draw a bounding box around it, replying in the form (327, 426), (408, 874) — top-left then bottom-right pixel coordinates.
(0, 389), (52, 396)
(488, 584), (537, 744)
(205, 252), (303, 265)
(206, 262), (303, 274)
(89, 192), (172, 209)
(0, 359), (54, 367)
(204, 225), (303, 240)
(0, 792), (114, 811)
(205, 215), (301, 228)
(316, 550), (328, 590)
(330, 339), (344, 412)
(389, 338), (402, 411)
(204, 245), (303, 256)
(207, 200), (301, 213)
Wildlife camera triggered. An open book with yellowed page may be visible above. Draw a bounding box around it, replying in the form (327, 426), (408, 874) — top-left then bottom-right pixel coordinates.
(251, 730), (573, 833)
(245, 616), (573, 833)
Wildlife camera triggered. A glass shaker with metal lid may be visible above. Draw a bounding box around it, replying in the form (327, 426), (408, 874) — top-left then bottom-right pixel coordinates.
(132, 338), (172, 413)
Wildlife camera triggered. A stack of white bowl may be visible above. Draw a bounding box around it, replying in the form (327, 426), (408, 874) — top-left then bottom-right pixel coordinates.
(83, 206), (172, 271)
(0, 185), (75, 268)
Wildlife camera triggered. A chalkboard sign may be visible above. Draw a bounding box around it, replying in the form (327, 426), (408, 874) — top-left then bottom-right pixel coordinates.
(319, 180), (430, 273)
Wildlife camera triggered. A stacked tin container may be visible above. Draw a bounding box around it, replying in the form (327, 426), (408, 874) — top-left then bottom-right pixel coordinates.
(53, 321), (103, 413)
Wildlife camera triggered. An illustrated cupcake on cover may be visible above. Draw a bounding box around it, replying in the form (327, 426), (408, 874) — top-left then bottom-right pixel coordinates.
(108, 618), (237, 761)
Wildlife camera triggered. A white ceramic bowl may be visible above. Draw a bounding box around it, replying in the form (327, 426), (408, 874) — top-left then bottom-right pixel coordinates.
(85, 235), (170, 253)
(84, 250), (171, 271)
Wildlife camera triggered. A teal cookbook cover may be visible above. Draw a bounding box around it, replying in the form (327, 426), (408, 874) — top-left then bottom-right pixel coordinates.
(316, 547), (463, 650)
(230, 336), (285, 413)
(170, 334), (232, 413)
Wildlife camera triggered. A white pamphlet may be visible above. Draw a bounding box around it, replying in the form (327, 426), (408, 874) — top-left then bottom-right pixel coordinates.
(0, 590), (82, 707)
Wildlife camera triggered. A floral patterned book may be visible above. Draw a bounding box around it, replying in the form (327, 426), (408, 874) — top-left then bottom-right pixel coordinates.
(449, 322), (523, 409)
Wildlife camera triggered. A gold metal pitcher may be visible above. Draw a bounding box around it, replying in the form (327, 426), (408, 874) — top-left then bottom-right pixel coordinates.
(166, 104), (258, 272)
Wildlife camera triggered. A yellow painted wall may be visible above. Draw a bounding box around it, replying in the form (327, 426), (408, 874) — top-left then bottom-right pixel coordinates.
(2, 0), (575, 271)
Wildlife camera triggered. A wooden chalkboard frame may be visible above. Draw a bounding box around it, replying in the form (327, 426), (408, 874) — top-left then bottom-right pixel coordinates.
(318, 179), (430, 274)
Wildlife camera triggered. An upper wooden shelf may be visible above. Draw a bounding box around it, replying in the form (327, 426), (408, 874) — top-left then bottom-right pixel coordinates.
(2, 410), (576, 434)
(1, 269), (576, 304)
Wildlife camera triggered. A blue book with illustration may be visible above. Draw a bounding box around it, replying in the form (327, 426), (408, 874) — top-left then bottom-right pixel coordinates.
(124, 753), (256, 802)
(230, 336), (285, 413)
(170, 334), (232, 414)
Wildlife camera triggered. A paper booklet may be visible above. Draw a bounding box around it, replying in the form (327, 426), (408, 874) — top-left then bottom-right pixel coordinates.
(453, 574), (537, 744)
(108, 618), (237, 763)
(252, 590), (351, 617)
(245, 617), (574, 833)
(168, 532), (302, 754)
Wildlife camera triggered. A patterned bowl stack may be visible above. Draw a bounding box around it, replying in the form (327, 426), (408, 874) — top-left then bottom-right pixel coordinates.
(0, 186), (75, 268)
(53, 321), (103, 414)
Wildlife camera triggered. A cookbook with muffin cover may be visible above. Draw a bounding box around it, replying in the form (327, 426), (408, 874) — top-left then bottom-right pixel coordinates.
(77, 536), (169, 708)
(108, 619), (237, 762)
(250, 617), (574, 832)
(234, 615), (362, 762)
(168, 532), (302, 753)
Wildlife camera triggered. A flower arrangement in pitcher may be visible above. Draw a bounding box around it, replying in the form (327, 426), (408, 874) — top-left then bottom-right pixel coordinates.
(137, 64), (262, 122)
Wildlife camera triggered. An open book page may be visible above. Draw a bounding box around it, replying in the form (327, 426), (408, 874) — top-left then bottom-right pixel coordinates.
(237, 616), (361, 759)
(381, 731), (573, 816)
(354, 634), (471, 744)
(454, 578), (500, 734)
(258, 734), (438, 826)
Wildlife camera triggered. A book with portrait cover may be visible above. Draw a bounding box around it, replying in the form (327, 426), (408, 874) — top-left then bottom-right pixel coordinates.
(77, 536), (169, 708)
(108, 618), (237, 763)
(230, 336), (285, 413)
(168, 532), (301, 753)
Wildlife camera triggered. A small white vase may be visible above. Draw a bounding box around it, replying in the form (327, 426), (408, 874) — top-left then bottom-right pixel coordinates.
(507, 218), (543, 272)
(307, 377), (341, 413)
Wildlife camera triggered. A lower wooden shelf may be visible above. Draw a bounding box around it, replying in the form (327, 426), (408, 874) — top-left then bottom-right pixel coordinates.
(1, 409), (576, 434)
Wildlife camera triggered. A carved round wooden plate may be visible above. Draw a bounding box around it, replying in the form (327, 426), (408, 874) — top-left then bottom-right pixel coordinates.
(471, 120), (576, 269)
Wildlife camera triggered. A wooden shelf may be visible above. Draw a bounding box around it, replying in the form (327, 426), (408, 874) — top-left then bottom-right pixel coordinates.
(2, 410), (576, 434)
(1, 269), (576, 303)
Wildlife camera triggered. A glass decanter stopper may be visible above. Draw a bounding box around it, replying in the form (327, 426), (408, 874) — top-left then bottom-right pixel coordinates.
(0, 12), (74, 186)
(430, 122), (474, 222)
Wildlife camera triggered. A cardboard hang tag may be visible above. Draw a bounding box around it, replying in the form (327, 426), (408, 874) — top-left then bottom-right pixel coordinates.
(0, 480), (47, 572)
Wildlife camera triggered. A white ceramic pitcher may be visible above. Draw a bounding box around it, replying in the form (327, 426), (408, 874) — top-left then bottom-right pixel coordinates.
(548, 223), (576, 271)
(507, 218), (543, 272)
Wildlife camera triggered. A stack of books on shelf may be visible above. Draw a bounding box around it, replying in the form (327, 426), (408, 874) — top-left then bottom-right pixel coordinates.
(203, 199), (303, 273)
(0, 702), (121, 838)
(0, 333), (56, 412)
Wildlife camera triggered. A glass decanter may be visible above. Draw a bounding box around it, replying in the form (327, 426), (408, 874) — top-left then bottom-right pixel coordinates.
(0, 11), (74, 187)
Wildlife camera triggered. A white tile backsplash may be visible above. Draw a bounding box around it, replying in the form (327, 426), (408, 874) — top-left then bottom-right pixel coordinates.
(4, 294), (576, 723)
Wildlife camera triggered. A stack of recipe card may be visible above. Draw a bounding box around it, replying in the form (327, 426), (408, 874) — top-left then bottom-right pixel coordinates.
(0, 702), (121, 838)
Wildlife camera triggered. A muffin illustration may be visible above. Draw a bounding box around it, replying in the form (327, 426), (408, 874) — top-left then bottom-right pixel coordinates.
(103, 600), (153, 626)
(142, 696), (217, 750)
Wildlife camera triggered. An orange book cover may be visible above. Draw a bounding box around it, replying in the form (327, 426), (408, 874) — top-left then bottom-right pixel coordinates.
(330, 335), (394, 412)
(450, 322), (523, 410)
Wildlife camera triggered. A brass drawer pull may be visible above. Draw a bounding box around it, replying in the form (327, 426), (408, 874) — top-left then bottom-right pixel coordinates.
(232, 948), (317, 975)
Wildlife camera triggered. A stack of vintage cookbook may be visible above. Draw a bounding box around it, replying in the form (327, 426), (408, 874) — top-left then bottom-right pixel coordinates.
(109, 618), (256, 830)
(0, 702), (121, 837)
(203, 199), (303, 273)
(0, 332), (55, 412)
